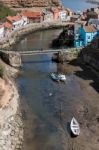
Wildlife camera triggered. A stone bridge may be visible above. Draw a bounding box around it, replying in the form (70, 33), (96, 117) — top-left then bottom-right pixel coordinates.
(0, 47), (80, 66)
(13, 49), (69, 55)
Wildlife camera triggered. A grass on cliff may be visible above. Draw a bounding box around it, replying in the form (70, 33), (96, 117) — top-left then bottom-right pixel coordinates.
(0, 65), (4, 77)
(0, 3), (16, 19)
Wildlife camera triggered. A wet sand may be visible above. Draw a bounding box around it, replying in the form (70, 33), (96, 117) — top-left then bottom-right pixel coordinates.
(58, 61), (99, 150)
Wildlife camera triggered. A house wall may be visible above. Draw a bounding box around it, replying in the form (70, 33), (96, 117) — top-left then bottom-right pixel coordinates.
(22, 16), (28, 26)
(79, 27), (98, 46)
(53, 11), (59, 20)
(43, 13), (53, 22)
(80, 27), (85, 45)
(28, 16), (43, 23)
(13, 19), (24, 30)
(85, 32), (97, 45)
(0, 27), (5, 38)
(59, 11), (67, 21)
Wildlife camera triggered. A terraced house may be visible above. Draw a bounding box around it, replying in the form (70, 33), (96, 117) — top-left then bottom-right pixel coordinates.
(80, 25), (98, 46)
(21, 11), (43, 23)
(6, 16), (23, 30)
(74, 25), (98, 47)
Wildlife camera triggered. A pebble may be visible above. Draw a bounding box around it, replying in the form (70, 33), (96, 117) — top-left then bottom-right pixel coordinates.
(49, 93), (53, 96)
(0, 114), (23, 150)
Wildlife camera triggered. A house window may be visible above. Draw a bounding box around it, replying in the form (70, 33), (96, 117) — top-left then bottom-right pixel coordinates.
(87, 36), (90, 39)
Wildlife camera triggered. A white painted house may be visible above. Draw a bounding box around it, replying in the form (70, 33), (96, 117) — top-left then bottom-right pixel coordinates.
(6, 16), (24, 30)
(59, 10), (67, 21)
(0, 25), (5, 39)
(21, 16), (28, 26)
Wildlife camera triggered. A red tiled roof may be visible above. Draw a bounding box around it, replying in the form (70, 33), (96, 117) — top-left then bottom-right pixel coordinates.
(83, 25), (97, 32)
(21, 11), (42, 18)
(7, 16), (21, 23)
(4, 22), (12, 28)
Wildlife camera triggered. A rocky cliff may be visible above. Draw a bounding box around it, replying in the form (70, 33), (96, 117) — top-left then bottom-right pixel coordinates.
(0, 59), (23, 150)
(0, 0), (61, 8)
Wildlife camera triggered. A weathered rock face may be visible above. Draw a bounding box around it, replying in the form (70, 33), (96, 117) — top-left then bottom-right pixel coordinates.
(0, 51), (22, 67)
(0, 0), (61, 8)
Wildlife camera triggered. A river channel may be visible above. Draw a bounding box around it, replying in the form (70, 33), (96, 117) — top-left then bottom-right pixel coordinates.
(15, 29), (86, 150)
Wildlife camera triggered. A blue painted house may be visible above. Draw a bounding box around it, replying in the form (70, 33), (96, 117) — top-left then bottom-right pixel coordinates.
(74, 25), (98, 47)
(80, 25), (98, 46)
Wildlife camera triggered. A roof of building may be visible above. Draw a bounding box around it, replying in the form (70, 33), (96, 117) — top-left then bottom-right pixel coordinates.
(83, 25), (97, 32)
(21, 11), (42, 18)
(7, 16), (21, 23)
(4, 22), (12, 28)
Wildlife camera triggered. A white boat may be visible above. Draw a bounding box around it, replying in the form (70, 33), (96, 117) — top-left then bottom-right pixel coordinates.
(51, 73), (60, 82)
(58, 74), (66, 81)
(70, 117), (80, 136)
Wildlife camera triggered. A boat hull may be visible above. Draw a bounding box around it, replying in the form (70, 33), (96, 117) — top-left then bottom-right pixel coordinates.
(51, 73), (60, 82)
(70, 117), (80, 136)
(51, 73), (66, 82)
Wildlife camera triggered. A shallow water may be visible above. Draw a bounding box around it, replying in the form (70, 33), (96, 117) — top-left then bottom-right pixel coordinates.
(15, 29), (86, 150)
(61, 0), (98, 11)
(17, 54), (84, 150)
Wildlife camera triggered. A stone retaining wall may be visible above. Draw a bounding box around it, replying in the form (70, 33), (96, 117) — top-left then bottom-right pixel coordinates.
(52, 48), (81, 62)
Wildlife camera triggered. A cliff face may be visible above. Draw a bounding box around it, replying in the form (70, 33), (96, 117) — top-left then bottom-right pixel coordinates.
(0, 0), (61, 8)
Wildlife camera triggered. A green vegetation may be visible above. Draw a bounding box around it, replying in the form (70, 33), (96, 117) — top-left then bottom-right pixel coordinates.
(0, 65), (4, 77)
(0, 4), (16, 19)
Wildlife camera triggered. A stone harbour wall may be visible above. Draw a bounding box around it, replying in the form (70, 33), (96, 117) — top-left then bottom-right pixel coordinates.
(0, 21), (74, 50)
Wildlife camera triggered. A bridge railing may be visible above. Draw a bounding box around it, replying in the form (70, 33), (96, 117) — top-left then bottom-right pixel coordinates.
(0, 47), (81, 55)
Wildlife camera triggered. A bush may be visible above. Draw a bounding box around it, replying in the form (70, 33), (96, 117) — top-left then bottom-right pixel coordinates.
(0, 65), (4, 77)
(0, 4), (16, 19)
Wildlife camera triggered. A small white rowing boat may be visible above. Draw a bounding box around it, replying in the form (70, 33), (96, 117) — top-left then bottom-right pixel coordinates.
(58, 74), (66, 81)
(70, 117), (80, 136)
